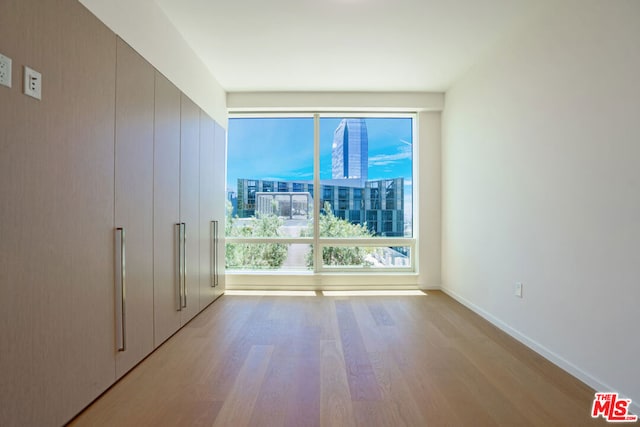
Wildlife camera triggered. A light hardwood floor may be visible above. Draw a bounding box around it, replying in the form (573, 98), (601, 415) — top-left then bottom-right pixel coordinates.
(70, 291), (606, 426)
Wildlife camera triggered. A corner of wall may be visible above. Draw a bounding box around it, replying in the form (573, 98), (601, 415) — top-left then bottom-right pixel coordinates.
(417, 111), (442, 289)
(79, 0), (227, 126)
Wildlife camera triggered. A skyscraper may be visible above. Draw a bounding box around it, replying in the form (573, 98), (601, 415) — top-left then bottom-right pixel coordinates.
(332, 119), (368, 181)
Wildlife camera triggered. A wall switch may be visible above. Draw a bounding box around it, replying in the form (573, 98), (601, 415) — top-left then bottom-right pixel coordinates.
(0, 53), (12, 88)
(24, 66), (42, 100)
(515, 282), (523, 298)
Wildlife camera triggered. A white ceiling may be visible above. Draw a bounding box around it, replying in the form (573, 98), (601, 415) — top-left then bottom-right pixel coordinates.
(154, 0), (550, 93)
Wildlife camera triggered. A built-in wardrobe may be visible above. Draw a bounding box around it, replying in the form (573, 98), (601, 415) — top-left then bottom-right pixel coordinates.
(0, 1), (226, 425)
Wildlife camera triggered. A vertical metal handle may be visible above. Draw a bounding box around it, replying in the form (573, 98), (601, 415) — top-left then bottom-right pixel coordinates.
(115, 227), (126, 352)
(181, 222), (187, 308)
(209, 221), (216, 288)
(214, 220), (219, 287)
(175, 223), (182, 312)
(211, 220), (219, 287)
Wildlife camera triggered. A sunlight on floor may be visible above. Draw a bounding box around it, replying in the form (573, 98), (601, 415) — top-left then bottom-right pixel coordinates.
(322, 290), (426, 296)
(225, 290), (317, 297)
(225, 290), (427, 297)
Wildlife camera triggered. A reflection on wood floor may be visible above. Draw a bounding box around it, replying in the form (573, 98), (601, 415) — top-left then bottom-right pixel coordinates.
(71, 290), (606, 426)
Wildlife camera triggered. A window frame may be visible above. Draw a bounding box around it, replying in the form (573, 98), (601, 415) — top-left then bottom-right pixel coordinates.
(225, 112), (417, 275)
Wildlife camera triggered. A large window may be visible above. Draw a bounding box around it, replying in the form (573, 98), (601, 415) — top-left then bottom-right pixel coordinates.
(226, 114), (415, 273)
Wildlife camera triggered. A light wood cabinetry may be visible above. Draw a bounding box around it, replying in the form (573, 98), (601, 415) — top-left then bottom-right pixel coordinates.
(213, 121), (227, 297)
(199, 118), (227, 306)
(153, 72), (183, 347)
(199, 114), (219, 308)
(180, 94), (202, 323)
(0, 2), (226, 425)
(114, 39), (156, 379)
(153, 79), (209, 346)
(0, 1), (117, 425)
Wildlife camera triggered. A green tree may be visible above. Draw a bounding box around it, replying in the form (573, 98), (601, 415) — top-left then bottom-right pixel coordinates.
(225, 201), (288, 269)
(301, 202), (374, 267)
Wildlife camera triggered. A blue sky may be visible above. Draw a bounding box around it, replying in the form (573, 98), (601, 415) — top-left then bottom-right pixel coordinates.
(227, 117), (413, 192)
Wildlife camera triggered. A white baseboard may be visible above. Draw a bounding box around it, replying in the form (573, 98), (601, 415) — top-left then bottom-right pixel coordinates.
(439, 286), (640, 416)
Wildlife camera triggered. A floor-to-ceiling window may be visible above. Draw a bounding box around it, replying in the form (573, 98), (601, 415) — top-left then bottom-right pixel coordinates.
(226, 113), (415, 275)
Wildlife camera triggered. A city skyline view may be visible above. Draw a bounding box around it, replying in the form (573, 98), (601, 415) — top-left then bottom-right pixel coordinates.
(226, 116), (414, 271)
(226, 117), (413, 193)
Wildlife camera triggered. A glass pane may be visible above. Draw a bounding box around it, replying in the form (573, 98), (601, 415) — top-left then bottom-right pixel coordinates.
(319, 117), (413, 238)
(226, 243), (313, 271)
(320, 246), (411, 269)
(227, 117), (315, 238)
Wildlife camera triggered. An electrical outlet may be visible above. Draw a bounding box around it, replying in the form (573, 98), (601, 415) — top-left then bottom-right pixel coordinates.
(515, 282), (523, 298)
(24, 66), (42, 100)
(0, 53), (12, 88)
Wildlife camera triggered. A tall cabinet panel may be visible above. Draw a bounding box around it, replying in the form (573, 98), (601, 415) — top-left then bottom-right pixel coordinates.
(180, 94), (201, 323)
(212, 121), (227, 297)
(199, 113), (226, 309)
(199, 113), (217, 308)
(0, 2), (43, 423)
(114, 38), (156, 379)
(0, 1), (117, 425)
(153, 72), (182, 346)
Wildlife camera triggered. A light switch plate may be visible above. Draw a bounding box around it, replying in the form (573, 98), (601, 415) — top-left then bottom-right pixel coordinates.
(24, 66), (42, 100)
(515, 282), (523, 298)
(0, 53), (12, 88)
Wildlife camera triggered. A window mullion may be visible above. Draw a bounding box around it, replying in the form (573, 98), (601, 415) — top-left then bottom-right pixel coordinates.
(313, 113), (321, 272)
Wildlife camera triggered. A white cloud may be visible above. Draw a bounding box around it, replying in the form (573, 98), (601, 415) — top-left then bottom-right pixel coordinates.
(288, 171), (314, 178)
(368, 146), (412, 166)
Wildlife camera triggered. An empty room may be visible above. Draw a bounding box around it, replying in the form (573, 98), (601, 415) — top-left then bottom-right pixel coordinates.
(0, 0), (638, 425)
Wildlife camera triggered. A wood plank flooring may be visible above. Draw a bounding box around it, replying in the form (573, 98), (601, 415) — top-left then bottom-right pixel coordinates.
(70, 291), (607, 426)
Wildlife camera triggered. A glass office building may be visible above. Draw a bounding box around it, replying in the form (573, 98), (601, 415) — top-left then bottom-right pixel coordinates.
(332, 118), (368, 183)
(236, 177), (404, 237)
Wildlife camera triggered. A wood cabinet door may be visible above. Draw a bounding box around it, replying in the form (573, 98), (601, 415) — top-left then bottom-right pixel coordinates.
(180, 94), (201, 323)
(153, 72), (182, 346)
(198, 111), (216, 310)
(199, 112), (217, 309)
(0, 2), (117, 425)
(212, 121), (227, 298)
(199, 114), (226, 308)
(114, 38), (156, 379)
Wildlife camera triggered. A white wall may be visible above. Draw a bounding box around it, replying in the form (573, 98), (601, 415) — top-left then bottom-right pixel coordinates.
(442, 0), (640, 410)
(418, 111), (441, 288)
(227, 91), (444, 112)
(79, 0), (227, 126)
